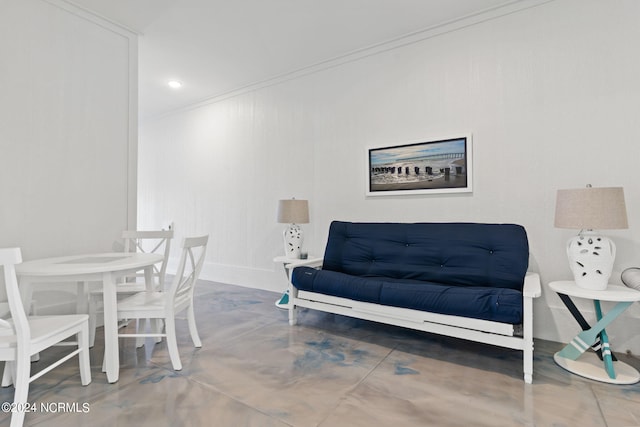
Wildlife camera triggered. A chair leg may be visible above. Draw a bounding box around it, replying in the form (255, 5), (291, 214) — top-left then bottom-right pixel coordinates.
(153, 319), (163, 344)
(10, 356), (30, 427)
(1, 362), (13, 387)
(187, 304), (202, 348)
(88, 296), (98, 348)
(77, 324), (92, 386)
(136, 319), (147, 348)
(164, 317), (182, 371)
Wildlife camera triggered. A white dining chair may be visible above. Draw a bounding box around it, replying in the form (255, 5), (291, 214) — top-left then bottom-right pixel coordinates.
(88, 229), (173, 347)
(114, 235), (208, 371)
(0, 248), (91, 427)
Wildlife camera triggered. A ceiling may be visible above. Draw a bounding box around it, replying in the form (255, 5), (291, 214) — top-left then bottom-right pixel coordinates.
(67, 0), (525, 120)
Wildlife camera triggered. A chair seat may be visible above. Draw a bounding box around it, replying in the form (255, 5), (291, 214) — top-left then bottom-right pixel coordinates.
(90, 283), (149, 296)
(0, 315), (89, 356)
(117, 291), (167, 315)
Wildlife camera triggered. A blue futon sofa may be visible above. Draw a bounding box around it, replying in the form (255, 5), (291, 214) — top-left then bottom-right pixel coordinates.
(288, 221), (541, 383)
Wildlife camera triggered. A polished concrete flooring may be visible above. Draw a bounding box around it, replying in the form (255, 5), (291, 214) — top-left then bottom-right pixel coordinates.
(1, 280), (639, 426)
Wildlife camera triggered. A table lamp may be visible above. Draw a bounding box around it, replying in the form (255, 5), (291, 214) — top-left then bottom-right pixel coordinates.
(277, 198), (309, 259)
(554, 185), (628, 290)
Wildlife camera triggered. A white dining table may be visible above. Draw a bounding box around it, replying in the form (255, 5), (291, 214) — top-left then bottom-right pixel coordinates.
(15, 252), (164, 383)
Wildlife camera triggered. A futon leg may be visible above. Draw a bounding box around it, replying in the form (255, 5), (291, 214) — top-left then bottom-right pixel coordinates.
(288, 285), (298, 325)
(289, 305), (297, 326)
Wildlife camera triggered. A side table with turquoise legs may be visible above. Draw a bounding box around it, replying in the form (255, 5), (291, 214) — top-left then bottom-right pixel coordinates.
(273, 255), (323, 309)
(550, 281), (640, 384)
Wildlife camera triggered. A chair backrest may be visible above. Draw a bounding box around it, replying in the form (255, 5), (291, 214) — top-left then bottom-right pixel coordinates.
(167, 236), (208, 308)
(0, 248), (29, 348)
(122, 230), (174, 288)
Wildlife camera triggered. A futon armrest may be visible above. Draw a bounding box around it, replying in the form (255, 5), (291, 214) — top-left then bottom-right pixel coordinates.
(523, 272), (542, 298)
(284, 257), (323, 272)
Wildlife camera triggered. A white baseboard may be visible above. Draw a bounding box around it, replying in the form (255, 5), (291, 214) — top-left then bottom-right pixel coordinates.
(165, 258), (286, 294)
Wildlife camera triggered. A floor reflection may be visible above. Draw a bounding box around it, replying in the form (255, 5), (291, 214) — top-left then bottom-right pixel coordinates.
(1, 280), (639, 426)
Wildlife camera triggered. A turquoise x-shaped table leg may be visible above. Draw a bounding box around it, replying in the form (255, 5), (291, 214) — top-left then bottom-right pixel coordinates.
(557, 300), (633, 379)
(593, 300), (615, 379)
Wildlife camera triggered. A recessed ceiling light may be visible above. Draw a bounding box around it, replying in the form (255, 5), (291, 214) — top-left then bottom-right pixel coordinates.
(167, 80), (183, 89)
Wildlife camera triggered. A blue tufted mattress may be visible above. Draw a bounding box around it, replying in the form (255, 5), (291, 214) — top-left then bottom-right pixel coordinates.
(291, 267), (523, 324)
(291, 221), (529, 324)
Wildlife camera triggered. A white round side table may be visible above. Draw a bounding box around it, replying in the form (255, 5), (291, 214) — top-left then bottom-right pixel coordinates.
(549, 280), (640, 384)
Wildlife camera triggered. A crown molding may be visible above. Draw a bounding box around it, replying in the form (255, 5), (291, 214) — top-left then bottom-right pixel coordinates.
(140, 0), (555, 123)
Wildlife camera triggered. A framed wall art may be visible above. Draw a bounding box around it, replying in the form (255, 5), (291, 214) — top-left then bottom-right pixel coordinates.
(366, 134), (473, 196)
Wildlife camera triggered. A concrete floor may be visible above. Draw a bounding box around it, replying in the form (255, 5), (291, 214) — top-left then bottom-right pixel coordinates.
(1, 280), (639, 426)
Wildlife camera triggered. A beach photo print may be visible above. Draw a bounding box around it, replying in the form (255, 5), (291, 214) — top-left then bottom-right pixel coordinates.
(366, 134), (473, 196)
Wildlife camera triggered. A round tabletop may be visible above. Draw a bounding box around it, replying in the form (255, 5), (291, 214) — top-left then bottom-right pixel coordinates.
(549, 280), (640, 302)
(16, 252), (164, 277)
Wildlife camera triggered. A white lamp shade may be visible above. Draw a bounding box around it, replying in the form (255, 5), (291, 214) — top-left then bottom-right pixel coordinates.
(277, 199), (309, 224)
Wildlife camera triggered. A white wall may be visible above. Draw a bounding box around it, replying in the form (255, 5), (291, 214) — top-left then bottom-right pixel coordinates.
(139, 0), (640, 353)
(0, 0), (138, 310)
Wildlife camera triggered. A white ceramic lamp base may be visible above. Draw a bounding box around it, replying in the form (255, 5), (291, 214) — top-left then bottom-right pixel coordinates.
(567, 233), (615, 291)
(283, 223), (303, 259)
